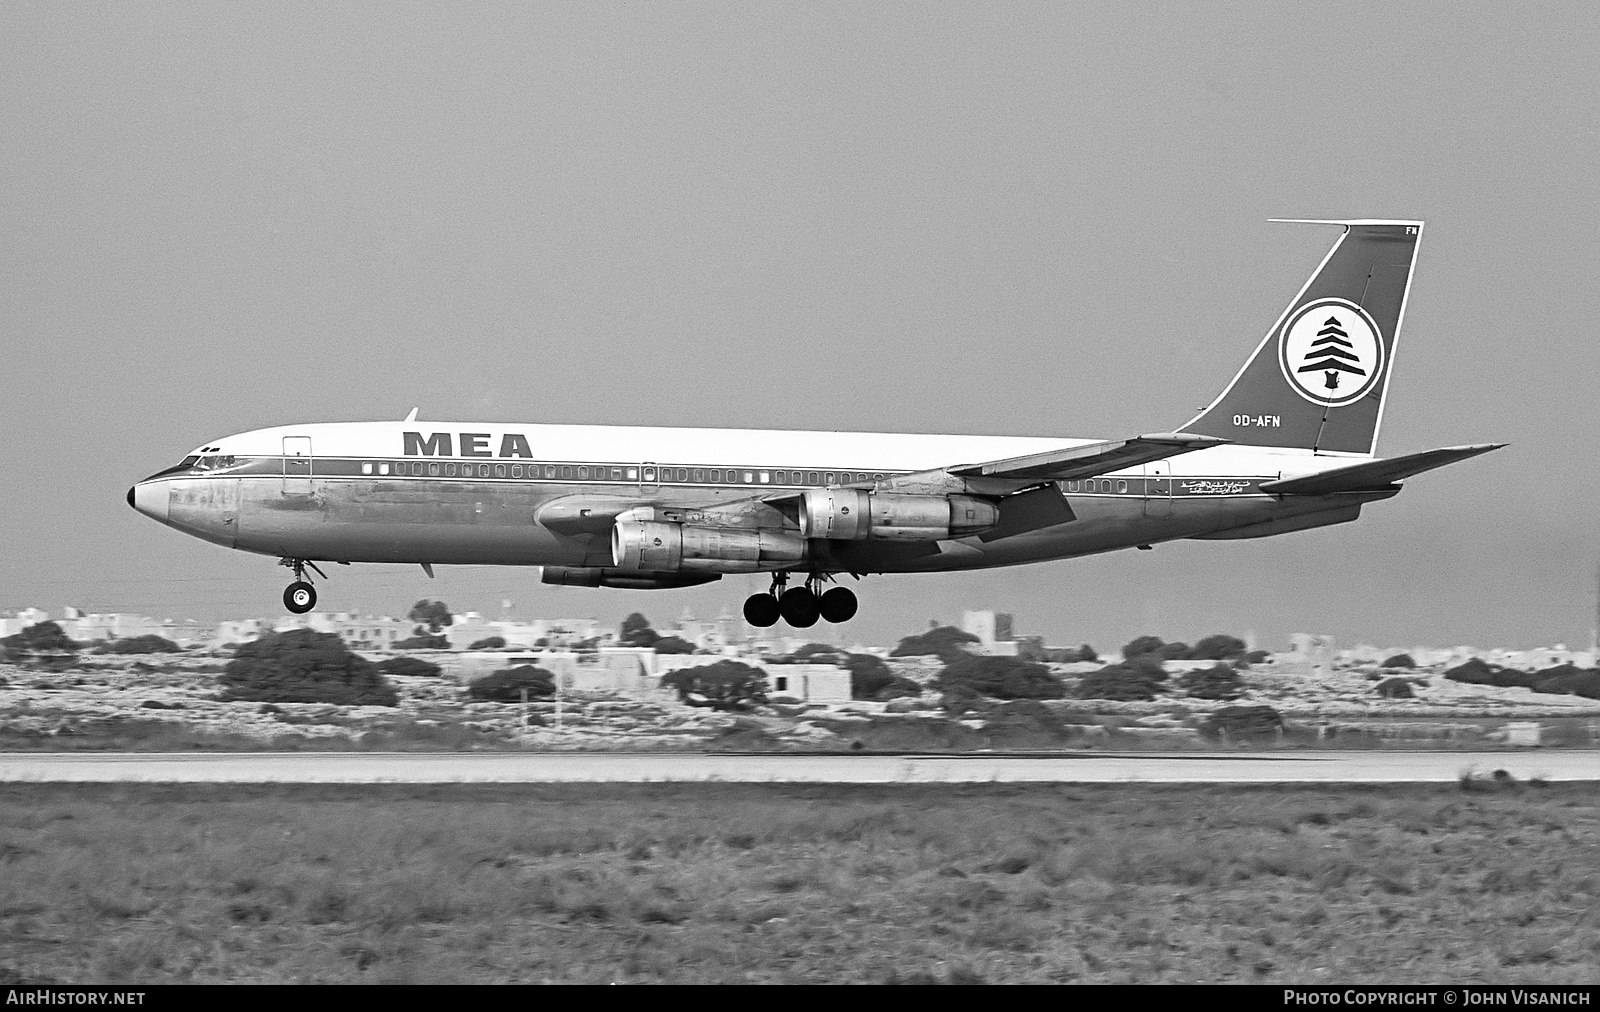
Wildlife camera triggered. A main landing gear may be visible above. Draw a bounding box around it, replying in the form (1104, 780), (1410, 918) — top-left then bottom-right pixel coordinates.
(742, 574), (858, 629)
(279, 558), (327, 615)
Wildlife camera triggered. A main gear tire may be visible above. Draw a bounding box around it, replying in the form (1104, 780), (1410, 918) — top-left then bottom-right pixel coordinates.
(778, 587), (820, 628)
(284, 581), (317, 614)
(818, 586), (858, 624)
(743, 593), (781, 628)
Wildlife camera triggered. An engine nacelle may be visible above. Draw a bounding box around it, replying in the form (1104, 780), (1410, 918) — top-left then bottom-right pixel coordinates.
(540, 566), (722, 590)
(799, 489), (998, 541)
(611, 521), (807, 573)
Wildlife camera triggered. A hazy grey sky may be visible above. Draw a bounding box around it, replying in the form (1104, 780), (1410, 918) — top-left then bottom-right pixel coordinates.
(3, 2), (1597, 650)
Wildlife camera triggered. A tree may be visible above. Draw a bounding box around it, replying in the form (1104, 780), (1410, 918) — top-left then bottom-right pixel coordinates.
(1, 622), (80, 664)
(793, 642), (847, 662)
(1374, 677), (1414, 699)
(652, 636), (696, 654)
(218, 629), (398, 706)
(407, 600), (453, 633)
(938, 655), (1066, 700)
(891, 626), (980, 663)
(1076, 656), (1167, 701)
(660, 660), (768, 711)
(1381, 654), (1416, 669)
(468, 636), (507, 650)
(1157, 641), (1192, 660)
(619, 612), (661, 648)
(468, 665), (555, 702)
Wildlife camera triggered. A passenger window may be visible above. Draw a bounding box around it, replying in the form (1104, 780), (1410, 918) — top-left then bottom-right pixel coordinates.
(445, 463), (456, 476)
(873, 473), (884, 481)
(1117, 480), (1127, 493)
(495, 464), (506, 478)
(694, 469), (704, 482)
(642, 468), (654, 481)
(1102, 480), (1112, 492)
(546, 466), (556, 479)
(775, 470), (786, 483)
(677, 468), (687, 481)
(1066, 481), (1077, 492)
(628, 468), (639, 481)
(611, 467), (623, 480)
(759, 471), (770, 483)
(512, 465), (523, 478)
(824, 472), (835, 484)
(394, 462), (405, 474)
(743, 471), (754, 483)
(378, 463), (389, 475)
(562, 466), (573, 479)
(710, 469), (721, 482)
(429, 463), (440, 476)
(361, 462), (373, 475)
(479, 464), (490, 477)
(807, 471), (818, 484)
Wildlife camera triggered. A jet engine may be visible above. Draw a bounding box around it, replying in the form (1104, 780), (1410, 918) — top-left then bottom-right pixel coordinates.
(798, 489), (998, 541)
(611, 521), (807, 573)
(540, 566), (722, 590)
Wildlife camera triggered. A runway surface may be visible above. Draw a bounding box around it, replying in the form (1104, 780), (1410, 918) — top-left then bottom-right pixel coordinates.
(0, 750), (1595, 784)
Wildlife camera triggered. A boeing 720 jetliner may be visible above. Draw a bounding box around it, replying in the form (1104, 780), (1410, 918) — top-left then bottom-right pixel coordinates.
(128, 220), (1501, 628)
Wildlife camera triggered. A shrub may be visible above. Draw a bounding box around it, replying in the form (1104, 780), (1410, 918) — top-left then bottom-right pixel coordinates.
(467, 665), (555, 702)
(1443, 658), (1502, 685)
(891, 626), (981, 662)
(661, 660), (769, 711)
(1381, 653), (1416, 669)
(91, 635), (183, 654)
(845, 654), (901, 699)
(2, 621), (81, 660)
(793, 642), (847, 662)
(1245, 649), (1271, 664)
(1075, 656), (1167, 700)
(1121, 635), (1165, 660)
(937, 655), (1066, 700)
(376, 657), (443, 678)
(218, 630), (398, 706)
(1530, 666), (1600, 700)
(1374, 677), (1414, 699)
(468, 636), (507, 650)
(393, 634), (449, 650)
(1190, 634), (1248, 660)
(1157, 641), (1192, 660)
(1202, 705), (1282, 740)
(653, 636), (696, 654)
(1178, 664), (1244, 700)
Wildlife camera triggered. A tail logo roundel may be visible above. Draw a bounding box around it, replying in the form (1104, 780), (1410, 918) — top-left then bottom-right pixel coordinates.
(1277, 297), (1385, 408)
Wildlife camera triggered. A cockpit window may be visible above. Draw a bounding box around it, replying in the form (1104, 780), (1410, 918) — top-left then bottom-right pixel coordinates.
(194, 455), (238, 471)
(179, 455), (200, 469)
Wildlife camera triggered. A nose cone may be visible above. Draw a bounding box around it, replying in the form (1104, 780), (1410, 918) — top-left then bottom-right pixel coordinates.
(129, 481), (169, 522)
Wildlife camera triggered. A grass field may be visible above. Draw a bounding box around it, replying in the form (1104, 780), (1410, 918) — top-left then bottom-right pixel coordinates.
(2, 779), (1597, 984)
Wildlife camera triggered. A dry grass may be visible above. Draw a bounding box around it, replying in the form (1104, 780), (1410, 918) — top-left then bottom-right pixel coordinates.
(1, 782), (1597, 984)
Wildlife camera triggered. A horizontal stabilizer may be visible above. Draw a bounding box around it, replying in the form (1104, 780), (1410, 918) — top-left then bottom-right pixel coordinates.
(1260, 443), (1505, 496)
(949, 433), (1228, 481)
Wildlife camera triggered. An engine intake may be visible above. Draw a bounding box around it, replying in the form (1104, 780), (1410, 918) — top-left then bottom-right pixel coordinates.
(799, 489), (998, 541)
(611, 521), (807, 573)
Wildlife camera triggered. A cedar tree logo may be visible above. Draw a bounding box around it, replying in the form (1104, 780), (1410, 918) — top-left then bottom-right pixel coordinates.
(1277, 298), (1385, 407)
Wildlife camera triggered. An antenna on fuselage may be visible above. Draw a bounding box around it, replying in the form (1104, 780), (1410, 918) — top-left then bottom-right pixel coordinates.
(403, 407), (419, 422)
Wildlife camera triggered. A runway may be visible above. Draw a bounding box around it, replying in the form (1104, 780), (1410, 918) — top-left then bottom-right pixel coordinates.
(0, 750), (1594, 784)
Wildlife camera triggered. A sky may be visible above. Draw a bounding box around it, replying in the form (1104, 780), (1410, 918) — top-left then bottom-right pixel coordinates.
(2, 2), (1597, 652)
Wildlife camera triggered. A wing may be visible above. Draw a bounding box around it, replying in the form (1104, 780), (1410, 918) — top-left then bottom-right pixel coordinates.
(948, 432), (1229, 481)
(1259, 443), (1506, 496)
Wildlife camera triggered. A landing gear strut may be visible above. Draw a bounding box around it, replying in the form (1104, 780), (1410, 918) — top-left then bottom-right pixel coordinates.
(742, 574), (857, 629)
(279, 558), (326, 615)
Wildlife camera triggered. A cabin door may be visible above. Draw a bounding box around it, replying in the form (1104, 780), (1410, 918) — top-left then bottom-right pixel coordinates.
(282, 437), (313, 495)
(1143, 460), (1172, 518)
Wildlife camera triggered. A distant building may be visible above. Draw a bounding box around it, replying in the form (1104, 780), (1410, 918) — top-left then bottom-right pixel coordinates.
(962, 610), (1020, 656)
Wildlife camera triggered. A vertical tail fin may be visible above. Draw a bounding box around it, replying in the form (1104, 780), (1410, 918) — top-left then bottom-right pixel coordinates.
(1181, 219), (1423, 455)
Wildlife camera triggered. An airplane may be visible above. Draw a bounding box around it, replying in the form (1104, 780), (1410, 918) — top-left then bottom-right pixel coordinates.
(128, 218), (1501, 629)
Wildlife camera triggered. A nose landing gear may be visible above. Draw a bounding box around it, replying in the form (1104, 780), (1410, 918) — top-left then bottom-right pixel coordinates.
(742, 574), (858, 629)
(279, 558), (327, 615)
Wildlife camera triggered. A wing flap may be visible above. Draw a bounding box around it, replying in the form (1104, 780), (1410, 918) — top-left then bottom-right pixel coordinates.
(949, 432), (1229, 481)
(1259, 443), (1505, 496)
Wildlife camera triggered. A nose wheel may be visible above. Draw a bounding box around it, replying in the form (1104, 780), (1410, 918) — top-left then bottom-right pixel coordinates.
(742, 574), (857, 628)
(278, 558), (327, 615)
